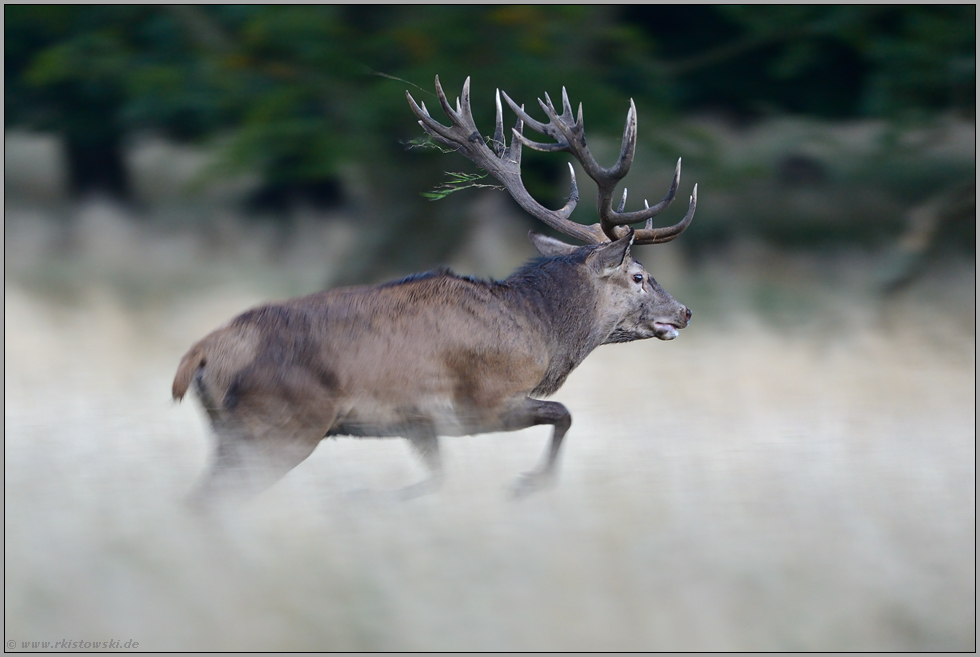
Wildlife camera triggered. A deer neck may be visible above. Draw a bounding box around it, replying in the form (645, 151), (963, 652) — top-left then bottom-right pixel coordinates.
(502, 258), (608, 396)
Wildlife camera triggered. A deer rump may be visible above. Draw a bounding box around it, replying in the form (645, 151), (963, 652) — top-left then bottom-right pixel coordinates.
(173, 76), (696, 505)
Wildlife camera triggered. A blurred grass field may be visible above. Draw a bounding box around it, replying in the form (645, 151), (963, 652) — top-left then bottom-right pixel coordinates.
(4, 185), (974, 650)
(6, 7), (975, 649)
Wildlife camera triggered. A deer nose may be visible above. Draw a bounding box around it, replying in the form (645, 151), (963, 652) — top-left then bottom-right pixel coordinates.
(684, 307), (692, 324)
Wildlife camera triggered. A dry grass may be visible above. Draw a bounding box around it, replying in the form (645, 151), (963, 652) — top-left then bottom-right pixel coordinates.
(4, 200), (975, 651)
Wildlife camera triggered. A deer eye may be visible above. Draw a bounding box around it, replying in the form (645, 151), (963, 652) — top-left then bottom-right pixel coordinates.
(632, 274), (643, 284)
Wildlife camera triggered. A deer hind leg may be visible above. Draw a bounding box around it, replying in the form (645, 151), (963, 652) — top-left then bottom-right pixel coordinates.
(500, 398), (572, 498)
(188, 393), (336, 510)
(186, 363), (340, 509)
(187, 419), (326, 510)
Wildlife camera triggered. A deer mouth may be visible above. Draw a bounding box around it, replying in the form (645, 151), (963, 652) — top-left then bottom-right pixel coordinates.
(652, 321), (682, 340)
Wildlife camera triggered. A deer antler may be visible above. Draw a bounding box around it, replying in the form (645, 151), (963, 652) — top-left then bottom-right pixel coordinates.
(503, 87), (697, 245)
(407, 76), (603, 244)
(407, 76), (696, 245)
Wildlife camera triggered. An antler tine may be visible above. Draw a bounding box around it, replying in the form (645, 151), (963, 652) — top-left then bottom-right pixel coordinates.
(541, 92), (554, 116)
(433, 75), (461, 124)
(601, 158), (682, 227)
(407, 90), (458, 148)
(566, 162), (580, 211)
(617, 188), (628, 213)
(501, 90), (566, 153)
(458, 76), (482, 135)
(507, 107), (524, 165)
(560, 87), (575, 124)
(500, 90), (550, 135)
(511, 126), (568, 154)
(460, 77), (471, 112)
(592, 102), (639, 238)
(633, 184), (698, 245)
(538, 92), (571, 138)
(493, 89), (506, 157)
(611, 99), (638, 180)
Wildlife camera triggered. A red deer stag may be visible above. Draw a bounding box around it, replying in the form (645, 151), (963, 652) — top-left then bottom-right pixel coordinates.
(172, 76), (696, 504)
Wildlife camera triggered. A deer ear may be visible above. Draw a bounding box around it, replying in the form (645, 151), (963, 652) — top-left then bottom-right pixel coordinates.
(528, 231), (580, 257)
(588, 229), (633, 273)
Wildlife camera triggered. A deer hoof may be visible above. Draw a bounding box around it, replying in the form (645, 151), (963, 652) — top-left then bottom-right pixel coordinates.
(510, 470), (555, 499)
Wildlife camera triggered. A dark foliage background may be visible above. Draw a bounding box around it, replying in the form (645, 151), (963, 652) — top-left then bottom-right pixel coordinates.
(5, 5), (975, 279)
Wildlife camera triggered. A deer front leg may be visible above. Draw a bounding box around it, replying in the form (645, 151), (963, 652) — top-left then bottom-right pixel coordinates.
(502, 398), (572, 498)
(399, 428), (444, 500)
(342, 423), (444, 503)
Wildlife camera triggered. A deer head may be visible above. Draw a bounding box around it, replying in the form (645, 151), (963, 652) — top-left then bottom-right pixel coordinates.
(406, 76), (695, 342)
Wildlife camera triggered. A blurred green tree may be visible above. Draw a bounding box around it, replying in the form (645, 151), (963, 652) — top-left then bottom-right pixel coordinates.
(5, 6), (228, 199)
(4, 5), (974, 274)
(5, 5), (657, 209)
(7, 5), (973, 201)
(628, 5), (975, 120)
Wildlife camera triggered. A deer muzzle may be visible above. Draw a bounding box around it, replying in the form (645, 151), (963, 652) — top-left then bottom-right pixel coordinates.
(652, 306), (691, 341)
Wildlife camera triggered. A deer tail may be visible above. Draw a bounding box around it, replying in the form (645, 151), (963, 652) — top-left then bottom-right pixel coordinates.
(172, 341), (207, 401)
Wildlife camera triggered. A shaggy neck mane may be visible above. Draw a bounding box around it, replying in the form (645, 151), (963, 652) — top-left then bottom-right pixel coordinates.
(499, 250), (604, 395)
